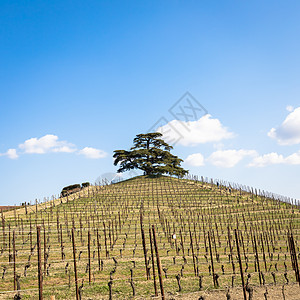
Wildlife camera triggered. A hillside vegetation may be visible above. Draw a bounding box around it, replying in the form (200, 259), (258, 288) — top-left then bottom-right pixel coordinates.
(0, 176), (300, 299)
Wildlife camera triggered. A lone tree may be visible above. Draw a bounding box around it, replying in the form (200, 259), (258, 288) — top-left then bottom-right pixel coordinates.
(113, 132), (188, 177)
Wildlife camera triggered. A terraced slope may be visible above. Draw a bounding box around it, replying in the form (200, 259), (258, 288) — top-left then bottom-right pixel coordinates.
(0, 176), (299, 299)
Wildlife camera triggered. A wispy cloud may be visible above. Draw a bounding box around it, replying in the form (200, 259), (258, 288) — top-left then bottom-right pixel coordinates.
(1, 134), (107, 160)
(78, 147), (107, 159)
(185, 153), (205, 166)
(207, 149), (257, 168)
(249, 151), (300, 167)
(186, 148), (300, 168)
(268, 107), (300, 145)
(185, 149), (257, 168)
(0, 148), (19, 159)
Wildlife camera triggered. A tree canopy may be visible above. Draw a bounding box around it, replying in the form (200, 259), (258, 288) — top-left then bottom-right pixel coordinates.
(113, 132), (188, 177)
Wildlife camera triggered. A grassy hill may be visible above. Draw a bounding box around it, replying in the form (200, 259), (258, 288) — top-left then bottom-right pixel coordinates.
(0, 175), (300, 299)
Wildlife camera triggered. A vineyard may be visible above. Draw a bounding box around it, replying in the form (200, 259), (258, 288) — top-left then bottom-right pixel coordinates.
(0, 175), (300, 299)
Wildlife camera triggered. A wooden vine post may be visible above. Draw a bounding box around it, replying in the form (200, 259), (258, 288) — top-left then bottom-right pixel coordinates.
(72, 228), (79, 300)
(253, 230), (262, 285)
(97, 229), (101, 271)
(288, 232), (300, 285)
(140, 213), (150, 280)
(208, 231), (216, 287)
(44, 226), (47, 277)
(88, 230), (91, 284)
(234, 229), (247, 300)
(227, 226), (235, 274)
(189, 229), (197, 276)
(13, 230), (16, 291)
(152, 225), (165, 300)
(149, 227), (158, 297)
(37, 226), (43, 300)
(1, 210), (5, 250)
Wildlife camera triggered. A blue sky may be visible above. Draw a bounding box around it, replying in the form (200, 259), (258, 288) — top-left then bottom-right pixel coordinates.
(1, 1), (300, 205)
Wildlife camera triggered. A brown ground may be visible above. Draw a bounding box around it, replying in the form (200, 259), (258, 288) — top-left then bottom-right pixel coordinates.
(168, 284), (300, 300)
(0, 282), (298, 299)
(0, 206), (20, 212)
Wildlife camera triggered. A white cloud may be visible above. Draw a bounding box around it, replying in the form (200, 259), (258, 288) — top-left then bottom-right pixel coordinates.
(285, 151), (300, 165)
(208, 149), (257, 168)
(213, 142), (225, 150)
(6, 149), (19, 159)
(78, 147), (107, 159)
(1, 134), (107, 160)
(268, 107), (300, 145)
(286, 105), (294, 112)
(248, 152), (285, 167)
(52, 146), (76, 153)
(0, 148), (19, 159)
(185, 153), (205, 166)
(249, 151), (300, 167)
(19, 134), (76, 154)
(157, 114), (235, 146)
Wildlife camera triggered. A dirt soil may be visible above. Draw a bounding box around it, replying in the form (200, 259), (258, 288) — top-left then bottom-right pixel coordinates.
(0, 206), (20, 212)
(169, 284), (300, 300)
(0, 284), (298, 299)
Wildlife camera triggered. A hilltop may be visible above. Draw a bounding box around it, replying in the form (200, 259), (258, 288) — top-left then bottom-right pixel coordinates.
(1, 175), (300, 299)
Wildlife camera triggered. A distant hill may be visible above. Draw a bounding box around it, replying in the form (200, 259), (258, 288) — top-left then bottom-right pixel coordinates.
(0, 205), (20, 212)
(1, 175), (299, 299)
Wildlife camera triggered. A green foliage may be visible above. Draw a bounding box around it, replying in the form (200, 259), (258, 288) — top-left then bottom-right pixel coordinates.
(61, 184), (81, 192)
(81, 182), (90, 188)
(61, 184), (81, 197)
(113, 132), (188, 177)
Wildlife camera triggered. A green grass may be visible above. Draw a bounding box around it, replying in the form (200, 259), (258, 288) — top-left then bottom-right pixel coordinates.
(0, 175), (299, 299)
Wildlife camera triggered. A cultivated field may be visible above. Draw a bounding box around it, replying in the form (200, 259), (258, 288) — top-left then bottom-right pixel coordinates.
(0, 176), (299, 299)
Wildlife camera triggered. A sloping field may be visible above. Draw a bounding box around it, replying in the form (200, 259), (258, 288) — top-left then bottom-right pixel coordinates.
(0, 176), (299, 299)
(0, 206), (20, 213)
